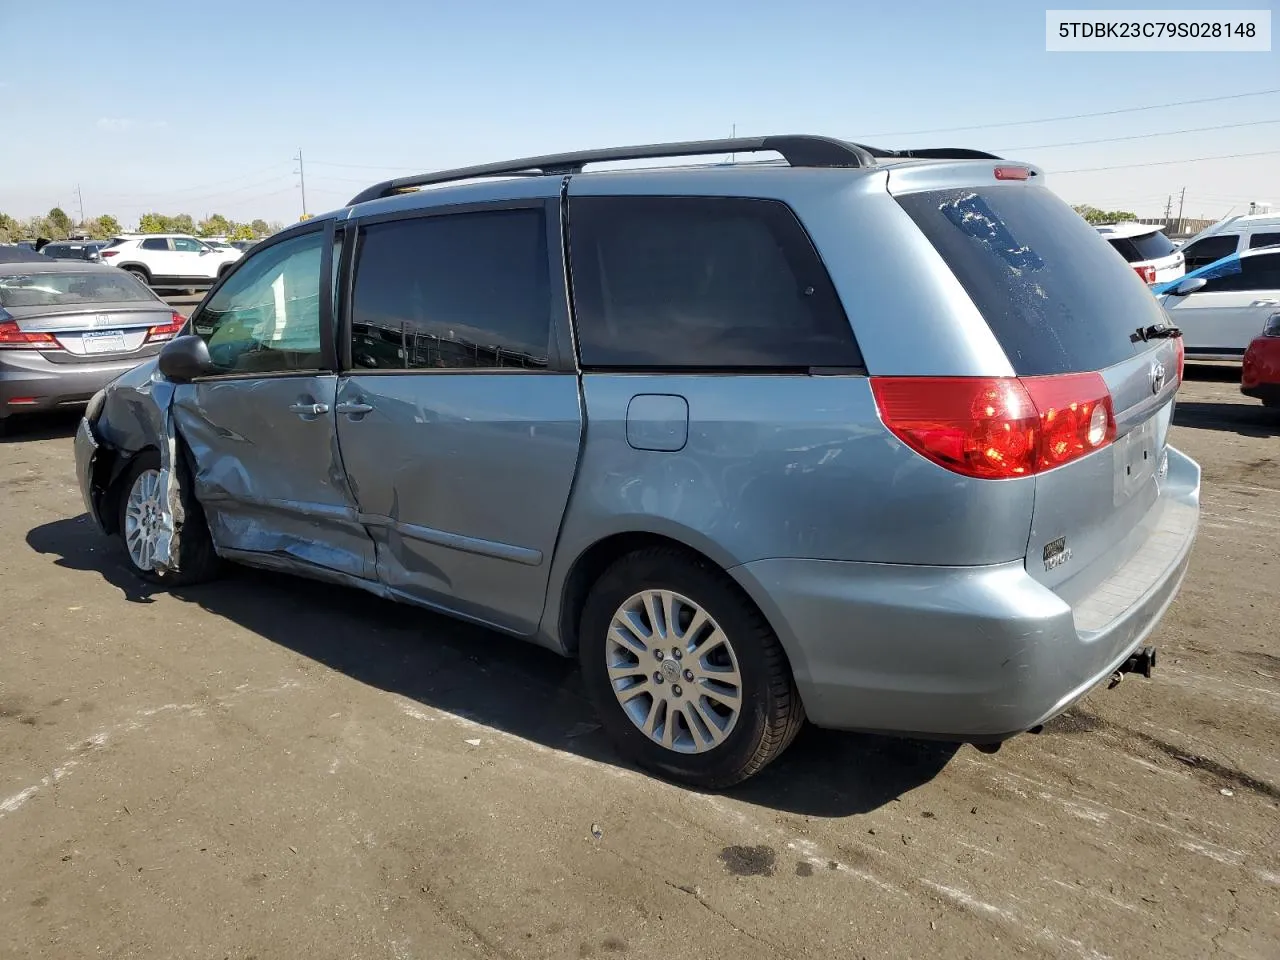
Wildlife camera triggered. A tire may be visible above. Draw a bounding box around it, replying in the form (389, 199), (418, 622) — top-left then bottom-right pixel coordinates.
(578, 547), (805, 788)
(115, 450), (220, 586)
(123, 265), (151, 287)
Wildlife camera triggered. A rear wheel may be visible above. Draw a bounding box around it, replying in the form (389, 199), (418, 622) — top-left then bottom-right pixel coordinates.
(123, 265), (151, 287)
(115, 451), (220, 586)
(578, 547), (804, 788)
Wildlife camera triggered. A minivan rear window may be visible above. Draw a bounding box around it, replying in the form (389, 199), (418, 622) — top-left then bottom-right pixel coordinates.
(896, 187), (1169, 376)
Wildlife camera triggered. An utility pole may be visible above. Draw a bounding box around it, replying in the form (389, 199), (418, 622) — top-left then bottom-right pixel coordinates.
(294, 149), (308, 219)
(75, 184), (85, 224)
(1163, 194), (1172, 222)
(1176, 187), (1186, 235)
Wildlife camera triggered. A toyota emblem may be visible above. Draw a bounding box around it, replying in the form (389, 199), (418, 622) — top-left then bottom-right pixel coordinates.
(1150, 359), (1166, 394)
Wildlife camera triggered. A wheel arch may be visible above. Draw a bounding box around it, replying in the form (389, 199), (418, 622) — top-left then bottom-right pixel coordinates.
(117, 262), (152, 282)
(552, 526), (788, 665)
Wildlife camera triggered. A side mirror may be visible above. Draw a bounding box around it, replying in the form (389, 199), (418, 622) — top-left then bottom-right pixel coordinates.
(158, 334), (217, 383)
(1171, 276), (1207, 297)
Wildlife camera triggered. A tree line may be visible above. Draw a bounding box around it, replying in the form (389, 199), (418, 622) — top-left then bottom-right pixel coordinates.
(0, 208), (283, 244)
(1071, 205), (1138, 225)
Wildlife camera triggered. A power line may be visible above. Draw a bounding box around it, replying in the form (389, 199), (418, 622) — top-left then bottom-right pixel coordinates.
(997, 118), (1280, 152)
(1051, 148), (1280, 174)
(94, 164), (287, 202)
(865, 87), (1280, 137)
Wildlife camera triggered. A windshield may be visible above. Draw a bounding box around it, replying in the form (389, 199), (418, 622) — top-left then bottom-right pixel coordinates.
(897, 186), (1169, 375)
(0, 270), (155, 308)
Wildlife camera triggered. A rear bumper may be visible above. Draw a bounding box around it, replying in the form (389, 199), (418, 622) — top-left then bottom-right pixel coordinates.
(0, 353), (144, 419)
(730, 446), (1201, 739)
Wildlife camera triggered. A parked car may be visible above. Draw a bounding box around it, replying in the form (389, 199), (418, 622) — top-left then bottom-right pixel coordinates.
(1095, 222), (1184, 284)
(74, 135), (1198, 786)
(0, 261), (184, 433)
(40, 240), (109, 263)
(230, 239), (258, 252)
(1241, 316), (1280, 409)
(98, 234), (242, 290)
(1153, 246), (1280, 360)
(1178, 213), (1280, 271)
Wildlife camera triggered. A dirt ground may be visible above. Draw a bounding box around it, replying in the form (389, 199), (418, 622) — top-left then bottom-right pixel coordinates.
(0, 365), (1276, 960)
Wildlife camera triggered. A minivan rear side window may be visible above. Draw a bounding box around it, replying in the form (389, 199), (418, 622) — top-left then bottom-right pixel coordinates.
(897, 187), (1169, 376)
(1248, 232), (1280, 250)
(569, 197), (861, 369)
(350, 209), (551, 370)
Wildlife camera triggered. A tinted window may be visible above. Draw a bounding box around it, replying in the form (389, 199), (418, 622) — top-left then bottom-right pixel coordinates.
(1248, 232), (1280, 250)
(897, 187), (1168, 376)
(193, 230), (325, 373)
(350, 209), (550, 370)
(41, 244), (69, 258)
(1202, 252), (1280, 293)
(569, 197), (859, 369)
(1105, 237), (1143, 263)
(1129, 230), (1176, 261)
(141, 238), (169, 251)
(172, 237), (204, 252)
(1181, 234), (1238, 270)
(0, 270), (154, 307)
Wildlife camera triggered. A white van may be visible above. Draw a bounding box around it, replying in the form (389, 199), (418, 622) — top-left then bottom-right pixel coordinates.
(1179, 213), (1280, 271)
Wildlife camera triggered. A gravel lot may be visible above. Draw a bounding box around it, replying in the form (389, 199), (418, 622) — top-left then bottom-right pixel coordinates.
(0, 365), (1276, 960)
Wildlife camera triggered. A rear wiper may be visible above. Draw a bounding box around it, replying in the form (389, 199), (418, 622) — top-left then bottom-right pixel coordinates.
(1131, 323), (1182, 343)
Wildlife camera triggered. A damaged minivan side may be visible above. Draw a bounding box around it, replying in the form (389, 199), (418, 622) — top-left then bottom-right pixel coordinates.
(74, 136), (1200, 788)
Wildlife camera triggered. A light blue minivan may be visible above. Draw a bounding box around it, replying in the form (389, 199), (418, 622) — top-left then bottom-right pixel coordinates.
(75, 136), (1199, 786)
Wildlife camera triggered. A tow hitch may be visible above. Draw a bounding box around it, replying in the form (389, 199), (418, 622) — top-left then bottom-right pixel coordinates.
(1109, 645), (1157, 687)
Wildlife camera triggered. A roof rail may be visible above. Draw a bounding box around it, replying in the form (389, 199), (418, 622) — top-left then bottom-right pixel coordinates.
(346, 135), (879, 206)
(859, 146), (1004, 160)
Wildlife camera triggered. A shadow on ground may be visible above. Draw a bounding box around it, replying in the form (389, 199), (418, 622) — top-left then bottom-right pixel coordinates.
(0, 411), (81, 443)
(26, 514), (958, 816)
(1173, 399), (1278, 438)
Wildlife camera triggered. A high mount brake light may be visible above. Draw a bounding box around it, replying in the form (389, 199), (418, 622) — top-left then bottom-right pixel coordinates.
(994, 166), (1030, 181)
(871, 374), (1116, 480)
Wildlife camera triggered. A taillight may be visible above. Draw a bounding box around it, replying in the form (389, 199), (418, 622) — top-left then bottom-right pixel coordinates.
(100, 250), (119, 258)
(1174, 337), (1185, 382)
(1134, 264), (1156, 284)
(871, 374), (1115, 480)
(145, 312), (187, 343)
(0, 320), (63, 350)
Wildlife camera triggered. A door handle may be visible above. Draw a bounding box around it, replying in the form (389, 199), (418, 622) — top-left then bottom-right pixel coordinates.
(289, 402), (329, 416)
(335, 401), (374, 415)
(1251, 299), (1279, 306)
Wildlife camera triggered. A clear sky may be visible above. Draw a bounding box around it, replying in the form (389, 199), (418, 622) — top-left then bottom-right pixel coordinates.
(2, 0), (1276, 228)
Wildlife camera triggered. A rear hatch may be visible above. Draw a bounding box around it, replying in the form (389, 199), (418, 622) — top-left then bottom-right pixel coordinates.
(891, 170), (1184, 609)
(0, 269), (181, 362)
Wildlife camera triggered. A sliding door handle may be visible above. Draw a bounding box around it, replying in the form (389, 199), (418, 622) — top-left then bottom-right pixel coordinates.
(335, 401), (374, 415)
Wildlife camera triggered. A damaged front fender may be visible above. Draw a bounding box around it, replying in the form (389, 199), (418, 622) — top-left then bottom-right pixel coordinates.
(75, 357), (194, 577)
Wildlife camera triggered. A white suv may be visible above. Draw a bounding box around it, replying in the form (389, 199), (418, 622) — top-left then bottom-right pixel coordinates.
(1095, 222), (1184, 285)
(100, 234), (242, 290)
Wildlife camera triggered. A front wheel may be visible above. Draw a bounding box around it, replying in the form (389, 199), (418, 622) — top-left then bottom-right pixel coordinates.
(115, 451), (220, 586)
(578, 547), (805, 788)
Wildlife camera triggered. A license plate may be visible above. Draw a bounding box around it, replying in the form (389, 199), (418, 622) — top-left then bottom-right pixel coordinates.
(1114, 416), (1158, 505)
(82, 330), (127, 354)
